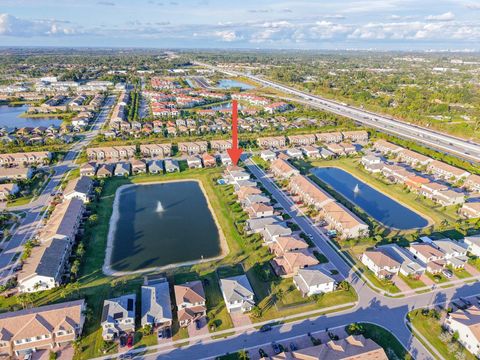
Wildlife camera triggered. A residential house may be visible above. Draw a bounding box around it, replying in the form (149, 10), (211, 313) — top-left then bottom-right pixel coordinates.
(341, 130), (369, 142)
(187, 156), (203, 169)
(131, 159), (147, 174)
(219, 275), (255, 313)
(433, 239), (468, 269)
(464, 236), (480, 257)
(0, 183), (19, 201)
(164, 159), (179, 173)
(257, 136), (286, 149)
(427, 160), (471, 181)
(361, 250), (400, 280)
(409, 242), (446, 273)
(63, 176), (93, 203)
(272, 249), (319, 277)
(397, 149), (432, 167)
(285, 148), (303, 159)
(96, 163), (114, 178)
(80, 162), (97, 177)
(218, 153), (233, 166)
(321, 202), (369, 239)
(287, 134), (316, 146)
(293, 266), (336, 297)
(101, 294), (136, 340)
(444, 306), (480, 358)
(315, 132), (343, 143)
(373, 139), (403, 155)
(177, 141), (208, 155)
(141, 276), (172, 331)
(260, 150), (277, 162)
(0, 151), (51, 166)
(262, 223), (292, 244)
(270, 158), (300, 179)
(269, 236), (309, 257)
(460, 202), (480, 219)
(210, 139), (232, 152)
(246, 203), (275, 219)
(465, 174), (480, 193)
(433, 189), (465, 207)
(140, 143), (172, 158)
(201, 153), (216, 168)
(0, 166), (33, 181)
(245, 216), (284, 234)
(302, 146), (320, 158)
(114, 162), (131, 177)
(0, 300), (85, 357)
(174, 281), (207, 327)
(148, 160), (164, 174)
(270, 335), (388, 360)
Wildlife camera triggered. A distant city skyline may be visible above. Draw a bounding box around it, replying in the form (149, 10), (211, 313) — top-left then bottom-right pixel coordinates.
(1, 0), (480, 50)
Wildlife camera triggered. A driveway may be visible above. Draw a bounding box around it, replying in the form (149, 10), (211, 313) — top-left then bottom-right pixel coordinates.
(465, 263), (480, 277)
(187, 317), (209, 339)
(420, 273), (436, 286)
(392, 274), (411, 292)
(230, 311), (252, 328)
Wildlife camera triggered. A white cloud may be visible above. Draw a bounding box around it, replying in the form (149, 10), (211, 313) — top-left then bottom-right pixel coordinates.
(0, 13), (77, 36)
(425, 12), (455, 21)
(214, 30), (240, 42)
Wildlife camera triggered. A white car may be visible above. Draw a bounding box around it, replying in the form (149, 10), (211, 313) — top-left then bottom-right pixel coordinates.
(442, 269), (453, 279)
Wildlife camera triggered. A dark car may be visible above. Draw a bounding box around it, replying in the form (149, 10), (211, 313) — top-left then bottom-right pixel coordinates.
(164, 328), (171, 338)
(119, 335), (127, 347)
(259, 324), (272, 332)
(126, 333), (134, 348)
(258, 348), (268, 358)
(195, 320), (201, 330)
(272, 342), (281, 354)
(289, 342), (297, 351)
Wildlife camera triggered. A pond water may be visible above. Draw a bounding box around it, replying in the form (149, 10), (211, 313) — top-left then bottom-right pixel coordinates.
(311, 167), (429, 230)
(217, 79), (254, 90)
(109, 181), (222, 271)
(0, 105), (62, 130)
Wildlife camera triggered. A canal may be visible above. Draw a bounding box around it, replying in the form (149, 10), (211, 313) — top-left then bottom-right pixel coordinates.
(109, 181), (222, 272)
(311, 167), (429, 230)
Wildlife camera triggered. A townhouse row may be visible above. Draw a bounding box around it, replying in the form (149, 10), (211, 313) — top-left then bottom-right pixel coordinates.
(269, 158), (369, 239)
(257, 130), (369, 149)
(17, 177), (94, 293)
(226, 165), (337, 296)
(373, 139), (479, 191)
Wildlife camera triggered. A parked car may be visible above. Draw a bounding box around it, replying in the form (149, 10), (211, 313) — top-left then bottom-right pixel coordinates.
(23, 354), (32, 360)
(158, 330), (164, 339)
(126, 333), (134, 348)
(272, 342), (281, 354)
(164, 328), (171, 338)
(442, 269), (453, 279)
(119, 334), (127, 347)
(258, 348), (268, 358)
(195, 319), (201, 330)
(290, 342), (297, 351)
(259, 324), (272, 332)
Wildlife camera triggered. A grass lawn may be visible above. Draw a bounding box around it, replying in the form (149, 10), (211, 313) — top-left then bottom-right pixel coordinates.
(453, 268), (472, 279)
(399, 274), (426, 289)
(347, 323), (411, 360)
(426, 272), (448, 284)
(409, 310), (477, 360)
(251, 155), (270, 170)
(7, 171), (50, 208)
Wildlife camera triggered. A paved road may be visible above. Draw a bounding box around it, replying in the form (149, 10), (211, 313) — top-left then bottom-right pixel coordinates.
(195, 61), (480, 163)
(0, 95), (115, 284)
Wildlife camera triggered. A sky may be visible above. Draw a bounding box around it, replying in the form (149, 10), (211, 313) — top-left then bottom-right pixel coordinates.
(0, 0), (480, 50)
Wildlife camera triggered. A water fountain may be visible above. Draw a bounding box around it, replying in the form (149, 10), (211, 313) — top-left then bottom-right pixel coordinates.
(156, 201), (164, 213)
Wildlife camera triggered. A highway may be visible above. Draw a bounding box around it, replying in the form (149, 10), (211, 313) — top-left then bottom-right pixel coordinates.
(0, 95), (115, 284)
(195, 61), (480, 163)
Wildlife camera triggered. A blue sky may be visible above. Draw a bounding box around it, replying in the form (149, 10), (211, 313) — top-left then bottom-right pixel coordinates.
(1, 0), (480, 50)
